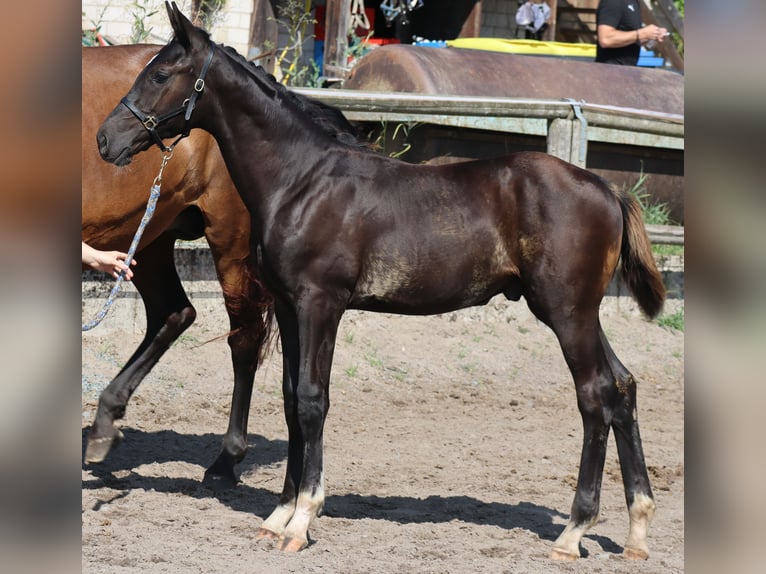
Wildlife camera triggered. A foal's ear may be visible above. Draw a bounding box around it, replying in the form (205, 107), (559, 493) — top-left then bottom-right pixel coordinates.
(165, 1), (203, 50)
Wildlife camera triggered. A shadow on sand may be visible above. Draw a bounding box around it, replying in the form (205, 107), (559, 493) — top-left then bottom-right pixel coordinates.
(82, 427), (622, 555)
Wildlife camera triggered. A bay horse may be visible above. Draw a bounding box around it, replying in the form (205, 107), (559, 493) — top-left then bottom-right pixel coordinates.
(97, 3), (666, 560)
(83, 44), (359, 485)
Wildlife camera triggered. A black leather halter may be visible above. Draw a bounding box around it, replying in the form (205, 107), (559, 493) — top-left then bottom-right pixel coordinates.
(120, 43), (215, 152)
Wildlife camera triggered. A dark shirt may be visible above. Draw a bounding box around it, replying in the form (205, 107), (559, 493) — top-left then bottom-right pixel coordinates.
(595, 0), (643, 65)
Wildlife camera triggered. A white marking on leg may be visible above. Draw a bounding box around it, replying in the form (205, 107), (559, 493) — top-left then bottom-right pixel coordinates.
(282, 473), (325, 545)
(624, 492), (655, 559)
(260, 499), (297, 536)
(551, 513), (599, 559)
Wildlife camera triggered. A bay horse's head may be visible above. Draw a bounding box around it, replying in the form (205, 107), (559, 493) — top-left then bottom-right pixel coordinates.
(97, 2), (212, 166)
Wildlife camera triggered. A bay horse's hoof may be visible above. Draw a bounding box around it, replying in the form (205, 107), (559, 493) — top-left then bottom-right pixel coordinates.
(278, 536), (308, 552)
(202, 451), (240, 490)
(84, 429), (124, 464)
(550, 547), (579, 561)
(623, 547), (649, 560)
(255, 528), (280, 541)
(202, 467), (238, 491)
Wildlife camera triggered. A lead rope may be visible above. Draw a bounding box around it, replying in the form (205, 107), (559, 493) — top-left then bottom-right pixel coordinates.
(82, 151), (173, 331)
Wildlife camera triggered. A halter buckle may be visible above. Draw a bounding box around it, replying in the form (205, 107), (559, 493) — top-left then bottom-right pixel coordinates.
(194, 78), (205, 92)
(143, 116), (159, 130)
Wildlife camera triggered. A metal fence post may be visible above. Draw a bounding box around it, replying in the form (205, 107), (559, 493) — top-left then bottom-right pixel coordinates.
(547, 117), (574, 164)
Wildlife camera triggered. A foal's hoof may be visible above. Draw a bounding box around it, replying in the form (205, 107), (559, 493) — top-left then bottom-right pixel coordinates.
(550, 547), (579, 561)
(84, 429), (124, 464)
(278, 536), (308, 552)
(256, 528), (280, 541)
(623, 546), (649, 560)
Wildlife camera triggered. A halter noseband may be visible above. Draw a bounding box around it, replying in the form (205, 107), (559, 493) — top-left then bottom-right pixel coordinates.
(120, 43), (215, 153)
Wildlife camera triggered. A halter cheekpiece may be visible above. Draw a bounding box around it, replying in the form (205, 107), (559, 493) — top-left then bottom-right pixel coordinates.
(120, 43), (215, 152)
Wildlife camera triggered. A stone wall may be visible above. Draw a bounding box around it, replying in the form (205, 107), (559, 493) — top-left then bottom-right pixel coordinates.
(82, 0), (254, 55)
(480, 0), (523, 39)
(83, 1), (531, 56)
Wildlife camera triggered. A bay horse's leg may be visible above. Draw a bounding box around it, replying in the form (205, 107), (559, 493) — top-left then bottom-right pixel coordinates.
(203, 256), (273, 488)
(201, 327), (256, 488)
(599, 329), (655, 559)
(201, 325), (258, 487)
(258, 295), (340, 552)
(85, 234), (196, 463)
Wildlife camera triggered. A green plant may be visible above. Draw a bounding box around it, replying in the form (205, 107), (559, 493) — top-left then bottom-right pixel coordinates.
(657, 307), (684, 332)
(364, 351), (384, 369)
(344, 365), (359, 378)
(370, 121), (421, 159)
(345, 29), (373, 62)
(625, 168), (683, 256)
(669, 0), (684, 57)
(274, 0), (319, 87)
(652, 243), (684, 257)
(82, 5), (110, 46)
(129, 0), (160, 43)
(192, 0), (226, 30)
(627, 169), (673, 226)
(175, 333), (199, 346)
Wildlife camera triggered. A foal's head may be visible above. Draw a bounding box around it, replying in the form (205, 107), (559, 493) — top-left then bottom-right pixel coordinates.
(97, 2), (214, 165)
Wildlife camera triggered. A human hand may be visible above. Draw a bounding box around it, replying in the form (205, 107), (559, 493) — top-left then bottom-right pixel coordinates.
(96, 251), (136, 280)
(639, 24), (669, 45)
(82, 242), (137, 280)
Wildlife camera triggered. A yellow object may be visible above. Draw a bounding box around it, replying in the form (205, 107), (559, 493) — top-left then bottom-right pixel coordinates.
(447, 38), (596, 59)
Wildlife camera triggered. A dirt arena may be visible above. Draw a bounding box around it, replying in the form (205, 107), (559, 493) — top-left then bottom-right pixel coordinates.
(82, 292), (684, 573)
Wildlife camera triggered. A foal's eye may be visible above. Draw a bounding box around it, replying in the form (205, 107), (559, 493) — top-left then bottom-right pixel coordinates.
(152, 71), (170, 84)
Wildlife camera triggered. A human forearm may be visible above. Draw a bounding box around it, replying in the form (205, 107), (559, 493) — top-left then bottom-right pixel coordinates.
(597, 24), (668, 48)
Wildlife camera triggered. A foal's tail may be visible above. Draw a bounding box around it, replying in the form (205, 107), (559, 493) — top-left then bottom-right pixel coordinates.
(617, 189), (666, 319)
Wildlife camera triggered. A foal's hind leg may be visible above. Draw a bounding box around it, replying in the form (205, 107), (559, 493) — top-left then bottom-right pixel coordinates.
(600, 330), (655, 559)
(85, 235), (196, 463)
(544, 312), (655, 560)
(534, 307), (620, 560)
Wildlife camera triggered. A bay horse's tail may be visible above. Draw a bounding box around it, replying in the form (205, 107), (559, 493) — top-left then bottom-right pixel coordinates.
(616, 189), (666, 319)
(220, 256), (276, 366)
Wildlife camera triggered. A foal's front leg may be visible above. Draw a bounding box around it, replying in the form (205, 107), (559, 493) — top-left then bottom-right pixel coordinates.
(258, 296), (340, 552)
(279, 296), (339, 551)
(257, 302), (301, 541)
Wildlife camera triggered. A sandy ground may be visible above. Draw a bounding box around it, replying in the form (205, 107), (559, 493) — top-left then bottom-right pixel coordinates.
(82, 292), (684, 573)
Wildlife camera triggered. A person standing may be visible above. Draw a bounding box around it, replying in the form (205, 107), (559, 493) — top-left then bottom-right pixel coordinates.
(595, 0), (668, 65)
(516, 0), (551, 41)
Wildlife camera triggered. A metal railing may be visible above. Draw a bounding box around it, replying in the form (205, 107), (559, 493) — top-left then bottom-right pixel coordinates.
(294, 88), (684, 168)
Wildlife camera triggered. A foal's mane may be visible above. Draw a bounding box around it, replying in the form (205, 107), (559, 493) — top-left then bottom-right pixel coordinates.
(217, 44), (367, 148)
